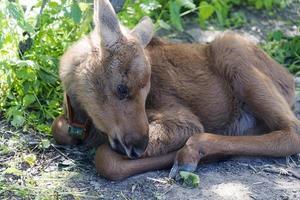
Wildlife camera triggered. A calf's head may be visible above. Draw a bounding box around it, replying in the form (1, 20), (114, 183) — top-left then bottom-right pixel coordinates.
(76, 0), (153, 158)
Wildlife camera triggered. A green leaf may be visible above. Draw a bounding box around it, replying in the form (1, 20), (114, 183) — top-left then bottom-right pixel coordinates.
(176, 0), (196, 9)
(11, 114), (25, 127)
(0, 32), (4, 49)
(169, 1), (183, 31)
(48, 2), (59, 9)
(0, 144), (11, 155)
(36, 124), (51, 133)
(15, 68), (36, 80)
(6, 2), (23, 22)
(4, 167), (23, 176)
(38, 70), (57, 85)
(179, 171), (200, 188)
(23, 154), (37, 167)
(23, 94), (36, 107)
(40, 139), (51, 149)
(6, 2), (34, 33)
(71, 0), (82, 24)
(230, 0), (241, 5)
(157, 19), (171, 30)
(21, 22), (35, 33)
(263, 0), (273, 9)
(79, 2), (90, 12)
(272, 31), (283, 41)
(213, 0), (229, 26)
(15, 60), (37, 68)
(198, 1), (215, 27)
(255, 0), (263, 9)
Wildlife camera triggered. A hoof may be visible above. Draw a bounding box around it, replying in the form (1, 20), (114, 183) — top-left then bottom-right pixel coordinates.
(169, 161), (197, 180)
(51, 116), (79, 145)
(169, 144), (200, 180)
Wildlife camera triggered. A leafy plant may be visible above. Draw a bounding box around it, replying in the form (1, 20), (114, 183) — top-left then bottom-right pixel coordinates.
(196, 0), (290, 28)
(119, 0), (290, 31)
(246, 0), (292, 9)
(0, 0), (93, 133)
(179, 171), (200, 188)
(118, 0), (162, 28)
(263, 31), (300, 75)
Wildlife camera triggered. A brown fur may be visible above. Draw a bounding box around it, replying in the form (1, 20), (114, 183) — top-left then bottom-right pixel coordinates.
(52, 0), (300, 180)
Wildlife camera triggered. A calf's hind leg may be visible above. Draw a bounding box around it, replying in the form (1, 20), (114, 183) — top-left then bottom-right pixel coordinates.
(171, 35), (300, 176)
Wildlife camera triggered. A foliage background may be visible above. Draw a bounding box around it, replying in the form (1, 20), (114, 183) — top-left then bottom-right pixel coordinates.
(0, 0), (299, 133)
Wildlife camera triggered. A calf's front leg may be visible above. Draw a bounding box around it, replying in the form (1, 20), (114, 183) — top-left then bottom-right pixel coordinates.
(95, 144), (176, 180)
(95, 101), (205, 180)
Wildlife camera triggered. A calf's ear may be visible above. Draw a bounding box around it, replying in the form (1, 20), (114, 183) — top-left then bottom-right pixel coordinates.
(93, 0), (123, 48)
(131, 16), (154, 48)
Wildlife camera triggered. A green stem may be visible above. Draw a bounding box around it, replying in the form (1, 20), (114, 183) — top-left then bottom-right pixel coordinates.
(32, 91), (45, 118)
(180, 6), (199, 17)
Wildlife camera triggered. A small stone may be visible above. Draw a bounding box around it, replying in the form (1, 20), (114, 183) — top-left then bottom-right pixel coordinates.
(280, 194), (289, 200)
(251, 26), (257, 31)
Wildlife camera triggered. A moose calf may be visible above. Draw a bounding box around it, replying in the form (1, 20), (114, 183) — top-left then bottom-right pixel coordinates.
(52, 0), (300, 180)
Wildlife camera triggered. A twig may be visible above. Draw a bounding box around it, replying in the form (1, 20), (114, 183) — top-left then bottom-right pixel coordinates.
(286, 156), (297, 167)
(50, 144), (90, 172)
(40, 155), (61, 171)
(272, 159), (286, 167)
(180, 6), (199, 17)
(50, 144), (73, 161)
(252, 182), (264, 185)
(120, 191), (130, 200)
(248, 164), (258, 173)
(147, 177), (170, 184)
(0, 156), (13, 162)
(238, 163), (257, 173)
(148, 177), (176, 185)
(262, 166), (300, 180)
(287, 169), (300, 180)
(263, 167), (289, 175)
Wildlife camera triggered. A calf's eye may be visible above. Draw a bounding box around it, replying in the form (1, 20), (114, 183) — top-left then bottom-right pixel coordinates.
(117, 84), (129, 100)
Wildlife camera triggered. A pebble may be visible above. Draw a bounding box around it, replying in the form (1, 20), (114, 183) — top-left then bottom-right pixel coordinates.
(251, 26), (257, 31)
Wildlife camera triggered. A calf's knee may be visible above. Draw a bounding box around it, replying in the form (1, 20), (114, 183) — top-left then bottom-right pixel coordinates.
(52, 115), (79, 145)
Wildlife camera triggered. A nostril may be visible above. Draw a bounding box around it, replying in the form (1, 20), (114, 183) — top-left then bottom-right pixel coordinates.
(122, 134), (149, 158)
(137, 135), (149, 151)
(111, 138), (127, 156)
(130, 147), (140, 159)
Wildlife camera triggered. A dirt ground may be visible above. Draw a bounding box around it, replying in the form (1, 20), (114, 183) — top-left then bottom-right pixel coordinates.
(1, 2), (300, 200)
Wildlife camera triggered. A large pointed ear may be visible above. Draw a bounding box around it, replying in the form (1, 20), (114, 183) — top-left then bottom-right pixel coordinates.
(131, 16), (154, 48)
(93, 0), (123, 48)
